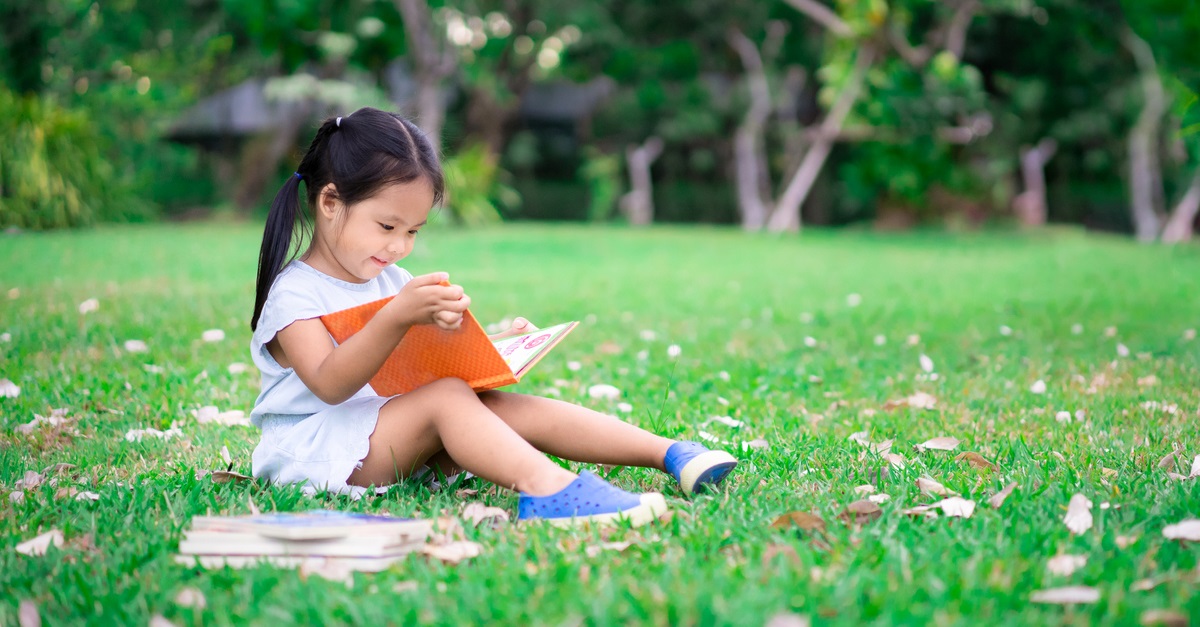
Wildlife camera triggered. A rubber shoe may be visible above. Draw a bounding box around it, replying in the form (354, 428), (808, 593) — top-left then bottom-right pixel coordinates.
(664, 441), (738, 493)
(517, 470), (668, 528)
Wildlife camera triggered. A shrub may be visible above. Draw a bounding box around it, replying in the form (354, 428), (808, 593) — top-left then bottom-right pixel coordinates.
(0, 90), (153, 229)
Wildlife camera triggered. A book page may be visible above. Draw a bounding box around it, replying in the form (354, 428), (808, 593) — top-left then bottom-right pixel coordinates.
(491, 322), (575, 375)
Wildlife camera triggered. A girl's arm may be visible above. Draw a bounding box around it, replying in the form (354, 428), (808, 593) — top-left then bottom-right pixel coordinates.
(272, 272), (470, 405)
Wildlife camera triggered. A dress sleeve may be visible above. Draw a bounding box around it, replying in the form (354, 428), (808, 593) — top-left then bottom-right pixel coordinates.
(251, 278), (327, 371)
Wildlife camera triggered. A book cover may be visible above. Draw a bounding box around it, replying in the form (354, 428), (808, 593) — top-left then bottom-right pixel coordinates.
(319, 294), (577, 396)
(179, 530), (424, 558)
(174, 554), (408, 573)
(191, 510), (433, 541)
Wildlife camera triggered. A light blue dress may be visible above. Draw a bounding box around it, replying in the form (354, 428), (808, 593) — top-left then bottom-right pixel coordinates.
(250, 260), (413, 496)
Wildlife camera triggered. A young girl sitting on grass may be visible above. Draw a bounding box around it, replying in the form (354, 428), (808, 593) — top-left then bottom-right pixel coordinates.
(248, 107), (737, 526)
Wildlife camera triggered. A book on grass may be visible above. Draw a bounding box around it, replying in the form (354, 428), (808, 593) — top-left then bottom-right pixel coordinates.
(174, 554), (408, 573)
(319, 294), (578, 396)
(175, 510), (432, 570)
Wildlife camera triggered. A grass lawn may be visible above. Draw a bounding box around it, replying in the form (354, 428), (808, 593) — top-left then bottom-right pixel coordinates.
(2, 222), (1199, 625)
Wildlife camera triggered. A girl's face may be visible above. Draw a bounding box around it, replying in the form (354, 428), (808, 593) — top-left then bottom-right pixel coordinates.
(310, 180), (435, 283)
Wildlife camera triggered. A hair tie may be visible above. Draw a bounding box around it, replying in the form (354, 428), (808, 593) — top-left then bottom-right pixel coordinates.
(293, 172), (302, 180)
(336, 117), (342, 128)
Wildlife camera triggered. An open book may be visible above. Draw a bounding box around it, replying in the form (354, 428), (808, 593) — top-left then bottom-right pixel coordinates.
(320, 295), (577, 396)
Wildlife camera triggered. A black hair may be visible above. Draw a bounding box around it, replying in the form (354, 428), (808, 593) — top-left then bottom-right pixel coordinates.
(251, 107), (444, 331)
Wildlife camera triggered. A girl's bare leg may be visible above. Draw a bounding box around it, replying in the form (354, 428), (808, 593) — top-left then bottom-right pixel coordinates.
(346, 378), (575, 495)
(477, 391), (675, 470)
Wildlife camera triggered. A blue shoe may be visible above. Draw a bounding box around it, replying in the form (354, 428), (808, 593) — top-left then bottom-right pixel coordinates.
(517, 470), (668, 528)
(664, 441), (738, 494)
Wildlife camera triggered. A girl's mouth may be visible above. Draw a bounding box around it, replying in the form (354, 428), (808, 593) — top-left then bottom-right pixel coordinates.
(371, 257), (390, 267)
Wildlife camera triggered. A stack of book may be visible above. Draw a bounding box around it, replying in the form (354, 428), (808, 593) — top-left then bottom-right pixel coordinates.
(174, 510), (433, 572)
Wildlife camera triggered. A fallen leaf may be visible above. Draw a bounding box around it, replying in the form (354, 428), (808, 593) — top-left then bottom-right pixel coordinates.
(917, 477), (957, 497)
(209, 471), (253, 484)
(839, 500), (882, 525)
(1137, 375), (1159, 387)
(1046, 554), (1087, 576)
(299, 557), (355, 586)
(54, 487), (78, 500)
(1030, 379), (1047, 394)
(174, 587), (207, 609)
(765, 613), (812, 627)
(989, 482), (1017, 508)
(585, 540), (633, 558)
(18, 600), (39, 627)
(916, 436), (961, 452)
(1116, 535), (1139, 549)
(956, 451), (999, 471)
(741, 438), (770, 451)
(15, 530), (63, 556)
(201, 329), (225, 342)
(77, 298), (99, 314)
(421, 540), (483, 564)
(0, 378), (20, 398)
(901, 504), (940, 519)
(1162, 519), (1200, 542)
(1063, 494), (1093, 535)
(771, 511), (827, 532)
(938, 497), (976, 518)
(1139, 609), (1189, 627)
(75, 491), (100, 501)
(461, 502), (510, 527)
(10, 491), (24, 504)
(392, 581), (419, 593)
(919, 354), (935, 373)
(148, 616), (176, 627)
(14, 471), (44, 490)
(586, 384), (620, 399)
(1031, 586), (1100, 604)
(853, 484), (876, 495)
(868, 493), (891, 503)
(884, 392), (937, 411)
(884, 453), (907, 468)
(123, 340), (148, 353)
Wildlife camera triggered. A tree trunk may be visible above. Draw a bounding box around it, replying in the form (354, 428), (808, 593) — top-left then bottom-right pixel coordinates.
(1161, 168), (1200, 243)
(393, 0), (456, 152)
(620, 137), (663, 226)
(727, 28), (773, 230)
(1012, 138), (1057, 226)
(1123, 28), (1166, 242)
(766, 48), (873, 232)
(233, 100), (313, 213)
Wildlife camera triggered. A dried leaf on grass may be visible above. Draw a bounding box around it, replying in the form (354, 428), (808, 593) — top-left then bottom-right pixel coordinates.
(193, 406), (250, 427)
(173, 588), (207, 609)
(764, 613), (812, 627)
(1139, 609), (1189, 627)
(299, 557), (355, 586)
(15, 530), (63, 556)
(917, 477), (957, 497)
(883, 392), (937, 411)
(903, 497), (975, 519)
(14, 471), (44, 490)
(1046, 554), (1087, 576)
(916, 437), (960, 452)
(1063, 494), (1094, 535)
(1165, 455), (1200, 481)
(839, 500), (882, 525)
(1162, 519), (1200, 542)
(770, 511), (826, 532)
(989, 482), (1017, 509)
(956, 452), (999, 472)
(421, 540), (483, 564)
(17, 600), (39, 627)
(1030, 586), (1100, 604)
(585, 541), (634, 558)
(461, 502), (510, 527)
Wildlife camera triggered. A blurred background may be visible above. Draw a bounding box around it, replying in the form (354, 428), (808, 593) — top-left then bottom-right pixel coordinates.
(1, 0), (1198, 240)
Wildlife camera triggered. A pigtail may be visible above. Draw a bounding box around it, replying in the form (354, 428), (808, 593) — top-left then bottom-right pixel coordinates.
(251, 173), (304, 331)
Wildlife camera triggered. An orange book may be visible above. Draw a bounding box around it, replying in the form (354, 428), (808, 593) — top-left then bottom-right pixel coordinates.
(319, 295), (578, 396)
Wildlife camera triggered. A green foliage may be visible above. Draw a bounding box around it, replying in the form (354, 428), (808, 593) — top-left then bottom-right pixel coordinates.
(578, 149), (622, 221)
(0, 91), (152, 229)
(442, 144), (520, 226)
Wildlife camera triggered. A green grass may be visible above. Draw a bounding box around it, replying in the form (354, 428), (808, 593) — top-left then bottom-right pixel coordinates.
(2, 223), (1199, 625)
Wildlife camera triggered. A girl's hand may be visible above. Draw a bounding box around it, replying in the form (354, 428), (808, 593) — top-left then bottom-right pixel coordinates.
(487, 317), (538, 341)
(388, 272), (470, 329)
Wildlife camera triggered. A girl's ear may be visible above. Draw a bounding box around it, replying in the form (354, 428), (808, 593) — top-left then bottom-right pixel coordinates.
(317, 183), (341, 220)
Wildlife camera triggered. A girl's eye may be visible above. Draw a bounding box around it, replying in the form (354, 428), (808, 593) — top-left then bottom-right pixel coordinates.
(379, 223), (395, 231)
(408, 229), (420, 236)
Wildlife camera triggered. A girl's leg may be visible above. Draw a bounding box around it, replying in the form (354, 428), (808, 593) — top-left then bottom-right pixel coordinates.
(476, 391), (675, 470)
(346, 378), (575, 495)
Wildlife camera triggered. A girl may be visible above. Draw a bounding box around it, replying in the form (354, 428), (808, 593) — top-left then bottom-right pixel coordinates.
(248, 107), (737, 527)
